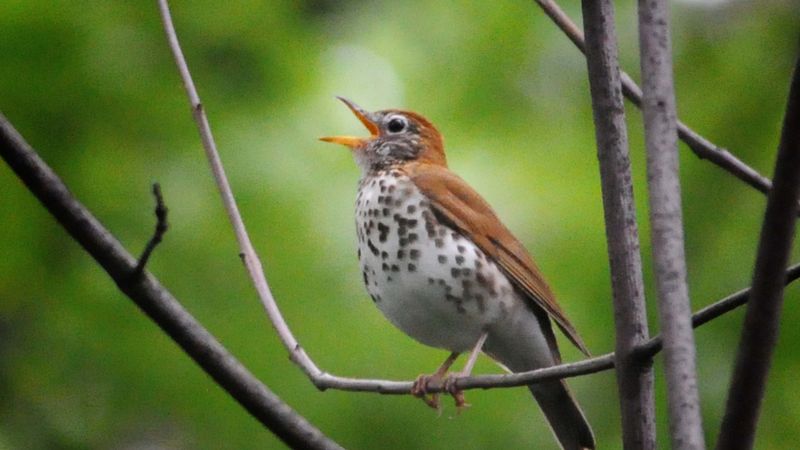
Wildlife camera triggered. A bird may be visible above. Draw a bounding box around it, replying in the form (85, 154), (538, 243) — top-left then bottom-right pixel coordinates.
(320, 97), (595, 450)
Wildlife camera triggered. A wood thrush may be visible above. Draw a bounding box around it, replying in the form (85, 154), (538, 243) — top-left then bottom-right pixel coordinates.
(321, 97), (595, 450)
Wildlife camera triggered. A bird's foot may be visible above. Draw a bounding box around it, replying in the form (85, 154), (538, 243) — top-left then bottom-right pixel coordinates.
(411, 373), (443, 410)
(443, 373), (471, 413)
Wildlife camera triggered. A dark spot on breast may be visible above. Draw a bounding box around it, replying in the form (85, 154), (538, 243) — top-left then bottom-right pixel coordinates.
(399, 238), (408, 247)
(438, 255), (447, 264)
(455, 255), (465, 265)
(391, 264), (400, 272)
(475, 260), (482, 269)
(434, 238), (444, 248)
(397, 249), (405, 259)
(378, 223), (390, 242)
(362, 271), (369, 285)
(408, 263), (416, 272)
(367, 239), (379, 256)
(381, 251), (388, 260)
(407, 205), (417, 214)
(407, 219), (418, 228)
(382, 208), (390, 217)
(409, 249), (420, 260)
(408, 233), (418, 243)
(457, 245), (466, 253)
(388, 185), (396, 193)
(382, 263), (389, 271)
(428, 278), (435, 285)
(451, 268), (460, 278)
(461, 268), (472, 277)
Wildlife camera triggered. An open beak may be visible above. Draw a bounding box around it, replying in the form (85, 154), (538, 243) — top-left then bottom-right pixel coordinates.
(320, 97), (379, 149)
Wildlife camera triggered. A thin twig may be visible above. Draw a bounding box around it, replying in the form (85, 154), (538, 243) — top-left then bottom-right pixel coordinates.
(637, 1), (705, 448)
(532, 0), (777, 199)
(0, 113), (344, 450)
(156, 0), (323, 380)
(717, 52), (800, 450)
(579, 1), (657, 448)
(135, 182), (169, 275)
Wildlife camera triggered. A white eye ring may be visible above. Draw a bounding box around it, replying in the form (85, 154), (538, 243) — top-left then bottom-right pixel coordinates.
(386, 115), (408, 134)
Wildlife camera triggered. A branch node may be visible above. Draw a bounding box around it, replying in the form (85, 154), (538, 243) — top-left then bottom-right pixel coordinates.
(134, 182), (169, 276)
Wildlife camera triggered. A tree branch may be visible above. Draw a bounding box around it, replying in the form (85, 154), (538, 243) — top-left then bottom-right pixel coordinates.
(134, 182), (168, 275)
(716, 51), (800, 450)
(580, 1), (656, 448)
(0, 113), (343, 450)
(533, 0), (777, 199)
(638, 1), (705, 448)
(156, 0), (324, 382)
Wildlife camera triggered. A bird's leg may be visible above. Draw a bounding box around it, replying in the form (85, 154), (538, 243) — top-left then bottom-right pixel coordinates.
(411, 351), (459, 410)
(444, 330), (489, 411)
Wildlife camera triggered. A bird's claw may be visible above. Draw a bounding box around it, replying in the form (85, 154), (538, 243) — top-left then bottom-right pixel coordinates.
(443, 373), (471, 413)
(411, 374), (442, 411)
(412, 373), (471, 413)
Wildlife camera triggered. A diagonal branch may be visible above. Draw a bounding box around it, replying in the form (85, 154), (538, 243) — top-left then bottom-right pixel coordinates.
(533, 0), (777, 198)
(156, 0), (323, 380)
(638, 0), (705, 448)
(0, 113), (343, 450)
(716, 51), (800, 450)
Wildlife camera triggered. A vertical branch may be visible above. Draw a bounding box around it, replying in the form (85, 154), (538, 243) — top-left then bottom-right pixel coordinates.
(716, 53), (800, 450)
(580, 1), (656, 449)
(637, 1), (706, 449)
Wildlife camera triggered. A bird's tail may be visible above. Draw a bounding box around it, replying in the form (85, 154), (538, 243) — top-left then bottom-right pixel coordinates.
(529, 380), (595, 450)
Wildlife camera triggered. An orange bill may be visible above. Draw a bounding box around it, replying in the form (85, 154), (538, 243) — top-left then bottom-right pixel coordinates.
(320, 97), (379, 148)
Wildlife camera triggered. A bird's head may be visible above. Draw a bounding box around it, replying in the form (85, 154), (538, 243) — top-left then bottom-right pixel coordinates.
(321, 97), (447, 173)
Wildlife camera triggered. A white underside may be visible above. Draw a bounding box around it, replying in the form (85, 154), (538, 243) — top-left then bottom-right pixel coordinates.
(355, 171), (556, 370)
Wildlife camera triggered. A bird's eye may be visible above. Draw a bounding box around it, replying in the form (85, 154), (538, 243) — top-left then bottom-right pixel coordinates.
(386, 116), (407, 133)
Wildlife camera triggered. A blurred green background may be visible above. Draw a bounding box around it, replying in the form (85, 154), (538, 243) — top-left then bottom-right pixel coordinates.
(1, 0), (798, 448)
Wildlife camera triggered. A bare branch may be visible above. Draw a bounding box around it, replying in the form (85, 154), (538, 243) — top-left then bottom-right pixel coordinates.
(717, 52), (800, 450)
(579, 1), (656, 448)
(135, 182), (169, 275)
(156, 0), (323, 380)
(0, 113), (344, 450)
(532, 0), (777, 199)
(638, 1), (705, 448)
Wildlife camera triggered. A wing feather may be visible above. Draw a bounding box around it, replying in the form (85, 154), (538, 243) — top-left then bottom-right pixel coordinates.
(403, 162), (590, 356)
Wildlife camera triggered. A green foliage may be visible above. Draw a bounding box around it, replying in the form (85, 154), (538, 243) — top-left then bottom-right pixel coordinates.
(1, 1), (798, 448)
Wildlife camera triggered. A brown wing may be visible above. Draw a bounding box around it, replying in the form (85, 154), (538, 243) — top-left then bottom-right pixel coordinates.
(403, 162), (590, 356)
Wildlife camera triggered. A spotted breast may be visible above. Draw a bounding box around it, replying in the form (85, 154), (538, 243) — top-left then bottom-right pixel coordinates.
(355, 168), (523, 353)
